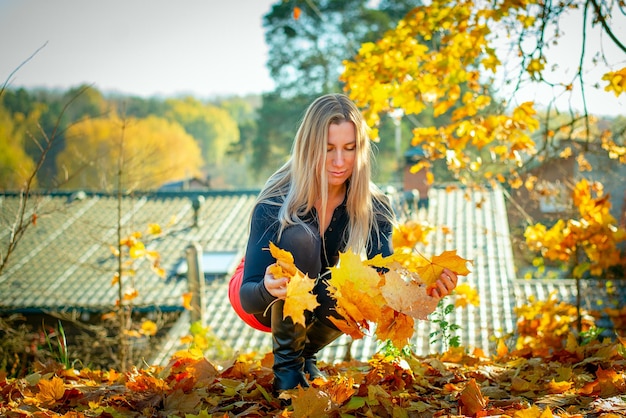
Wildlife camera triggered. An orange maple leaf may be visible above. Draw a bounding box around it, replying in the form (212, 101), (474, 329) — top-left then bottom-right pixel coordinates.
(596, 366), (626, 397)
(375, 306), (415, 348)
(283, 270), (319, 327)
(293, 6), (302, 20)
(123, 288), (139, 301)
(290, 386), (331, 416)
(325, 376), (356, 404)
(182, 292), (193, 310)
(36, 376), (66, 407)
(459, 378), (487, 416)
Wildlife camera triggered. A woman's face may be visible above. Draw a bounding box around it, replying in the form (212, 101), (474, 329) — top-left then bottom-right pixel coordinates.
(326, 121), (356, 189)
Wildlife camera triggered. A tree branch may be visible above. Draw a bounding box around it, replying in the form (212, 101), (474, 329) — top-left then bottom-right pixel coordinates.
(588, 0), (626, 54)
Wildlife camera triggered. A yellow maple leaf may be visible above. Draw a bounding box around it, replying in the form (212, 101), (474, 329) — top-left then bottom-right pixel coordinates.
(367, 247), (429, 272)
(283, 270), (319, 327)
(267, 243), (319, 327)
(602, 67), (626, 97)
(329, 280), (375, 340)
(415, 250), (472, 287)
(267, 241), (298, 279)
(547, 379), (572, 394)
(141, 319), (158, 336)
(392, 220), (432, 249)
(328, 251), (386, 338)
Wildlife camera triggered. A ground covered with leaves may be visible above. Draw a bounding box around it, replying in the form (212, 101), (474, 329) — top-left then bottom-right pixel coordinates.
(1, 335), (625, 418)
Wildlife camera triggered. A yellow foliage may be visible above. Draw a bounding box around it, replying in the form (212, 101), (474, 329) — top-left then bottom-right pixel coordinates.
(526, 57), (545, 78)
(514, 292), (592, 352)
(454, 283), (480, 308)
(602, 67), (626, 97)
(525, 179), (626, 277)
(392, 220), (432, 249)
(270, 234), (473, 349)
(284, 271), (319, 327)
(340, 0), (559, 189)
(58, 115), (204, 190)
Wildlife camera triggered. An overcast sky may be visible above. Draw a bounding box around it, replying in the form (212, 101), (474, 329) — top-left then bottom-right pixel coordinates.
(0, 0), (276, 98)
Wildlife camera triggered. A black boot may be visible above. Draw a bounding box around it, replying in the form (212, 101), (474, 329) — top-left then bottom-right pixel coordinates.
(302, 319), (343, 381)
(271, 299), (309, 392)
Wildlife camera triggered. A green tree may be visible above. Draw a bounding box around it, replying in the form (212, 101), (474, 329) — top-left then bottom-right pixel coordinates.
(263, 0), (416, 97)
(249, 0), (417, 176)
(112, 94), (170, 120)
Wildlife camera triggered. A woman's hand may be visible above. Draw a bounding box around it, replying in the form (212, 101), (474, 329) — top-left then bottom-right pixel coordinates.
(263, 264), (289, 299)
(428, 268), (458, 299)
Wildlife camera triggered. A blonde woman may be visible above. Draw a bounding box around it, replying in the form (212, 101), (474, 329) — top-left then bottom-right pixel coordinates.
(235, 94), (458, 393)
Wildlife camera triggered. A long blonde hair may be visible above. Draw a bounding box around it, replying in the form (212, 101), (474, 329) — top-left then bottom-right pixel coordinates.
(256, 93), (394, 254)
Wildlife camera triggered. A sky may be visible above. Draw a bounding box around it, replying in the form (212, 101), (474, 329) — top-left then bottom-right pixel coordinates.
(494, 9), (626, 118)
(0, 1), (624, 116)
(0, 0), (276, 98)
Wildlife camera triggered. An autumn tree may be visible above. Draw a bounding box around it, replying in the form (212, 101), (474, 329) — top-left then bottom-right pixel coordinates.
(163, 97), (239, 168)
(56, 115), (204, 191)
(340, 0), (626, 334)
(341, 0), (625, 184)
(0, 70), (92, 277)
(1, 84), (114, 188)
(0, 104), (36, 190)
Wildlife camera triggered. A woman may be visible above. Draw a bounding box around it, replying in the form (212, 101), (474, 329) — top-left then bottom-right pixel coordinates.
(238, 94), (458, 392)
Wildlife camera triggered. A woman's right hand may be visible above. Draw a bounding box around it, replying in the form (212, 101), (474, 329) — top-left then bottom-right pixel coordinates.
(263, 264), (288, 299)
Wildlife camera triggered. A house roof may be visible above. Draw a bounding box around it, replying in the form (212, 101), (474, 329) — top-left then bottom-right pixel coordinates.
(152, 184), (522, 364)
(4, 186), (619, 366)
(0, 190), (258, 314)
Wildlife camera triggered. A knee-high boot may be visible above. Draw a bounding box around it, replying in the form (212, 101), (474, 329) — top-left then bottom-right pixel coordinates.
(302, 319), (343, 380)
(271, 299), (309, 392)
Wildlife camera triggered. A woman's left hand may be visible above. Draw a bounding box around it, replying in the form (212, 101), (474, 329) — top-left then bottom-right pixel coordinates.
(428, 268), (458, 299)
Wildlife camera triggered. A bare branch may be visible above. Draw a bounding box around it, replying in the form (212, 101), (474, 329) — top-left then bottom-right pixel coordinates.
(588, 0), (626, 54)
(0, 85), (92, 276)
(0, 42), (48, 97)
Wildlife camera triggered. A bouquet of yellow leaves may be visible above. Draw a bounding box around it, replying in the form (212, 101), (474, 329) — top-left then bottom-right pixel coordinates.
(268, 242), (472, 348)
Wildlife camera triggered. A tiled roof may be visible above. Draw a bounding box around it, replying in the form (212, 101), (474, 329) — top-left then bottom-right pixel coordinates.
(7, 186), (618, 367)
(0, 190), (258, 313)
(152, 184), (521, 364)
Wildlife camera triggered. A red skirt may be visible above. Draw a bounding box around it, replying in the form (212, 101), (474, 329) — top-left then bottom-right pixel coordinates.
(228, 257), (271, 333)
